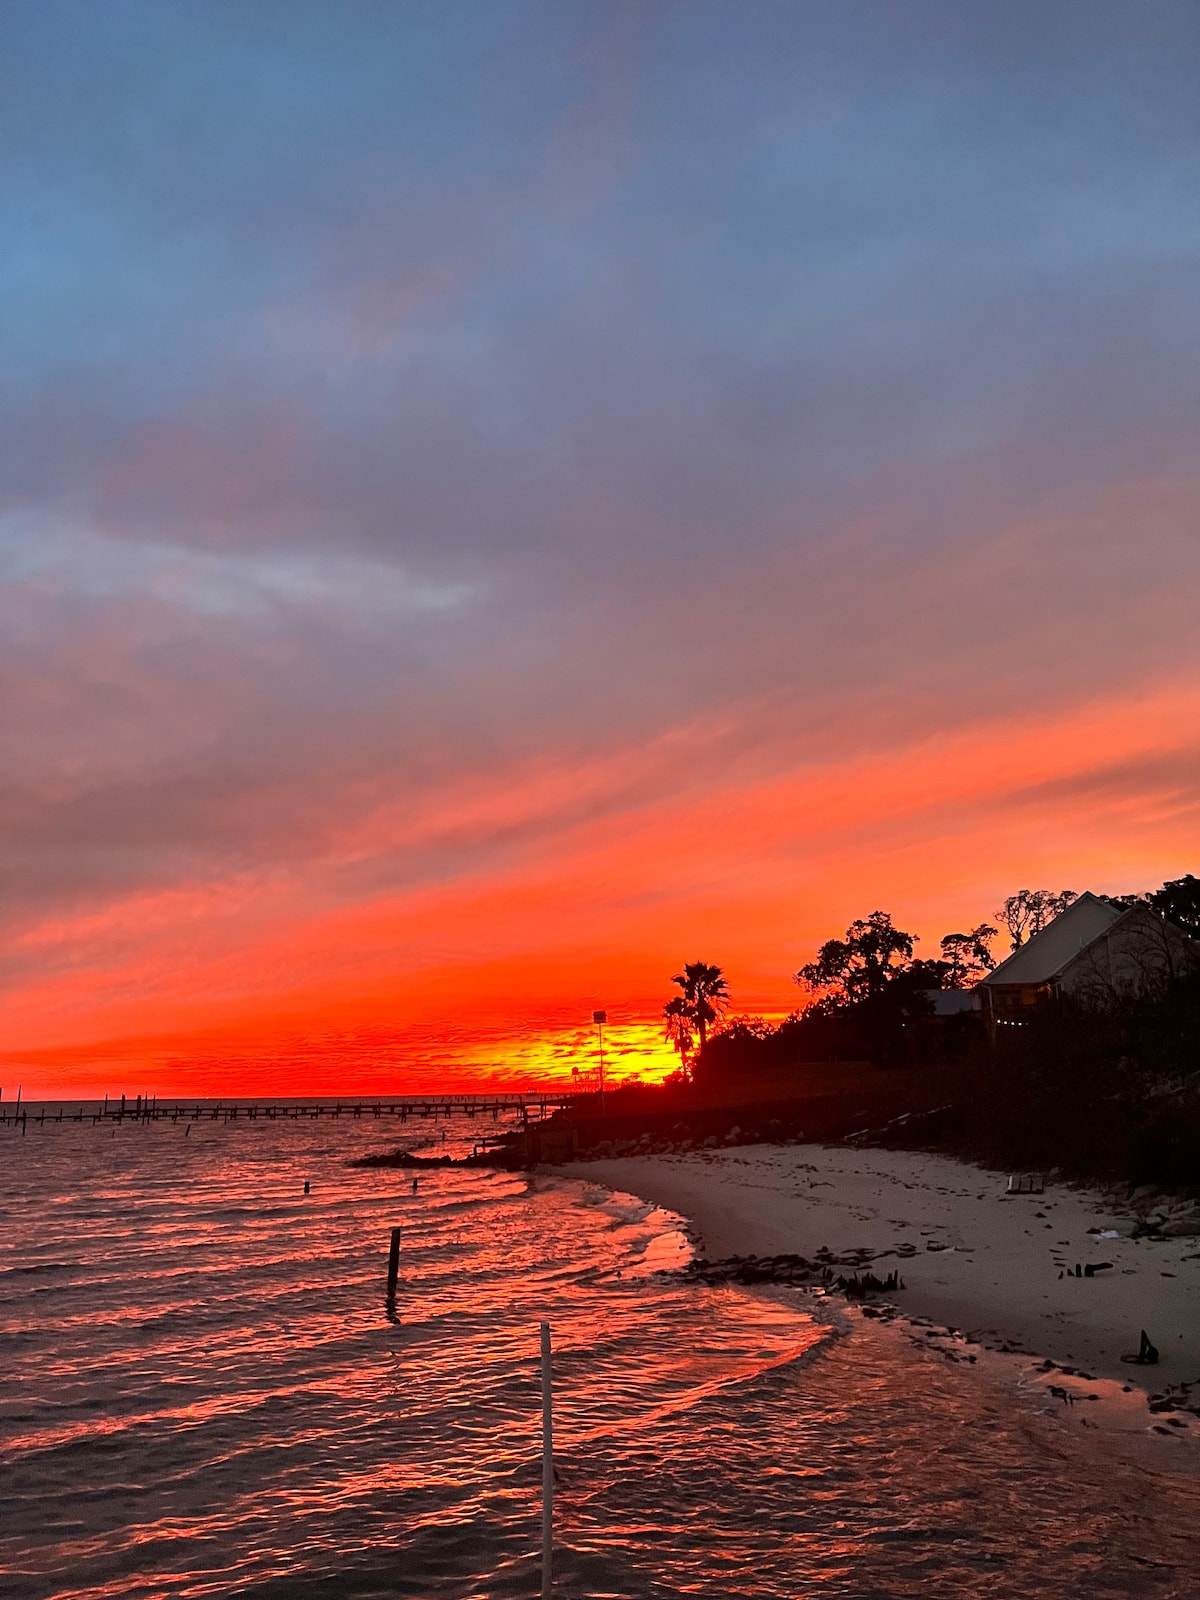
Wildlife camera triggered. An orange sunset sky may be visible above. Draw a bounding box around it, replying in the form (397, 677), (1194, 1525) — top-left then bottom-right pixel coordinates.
(4, 9), (1199, 1098)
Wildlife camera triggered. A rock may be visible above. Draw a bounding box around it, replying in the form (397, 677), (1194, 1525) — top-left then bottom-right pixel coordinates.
(702, 1135), (718, 1148)
(1160, 1218), (1200, 1238)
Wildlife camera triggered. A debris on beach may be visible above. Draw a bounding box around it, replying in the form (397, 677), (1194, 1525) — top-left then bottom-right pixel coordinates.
(837, 1268), (905, 1299)
(1121, 1329), (1160, 1367)
(1006, 1173), (1045, 1195)
(1056, 1261), (1114, 1278)
(677, 1249), (904, 1297)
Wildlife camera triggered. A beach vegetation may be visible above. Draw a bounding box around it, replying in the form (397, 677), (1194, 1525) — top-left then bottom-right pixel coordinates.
(941, 968), (1200, 1188)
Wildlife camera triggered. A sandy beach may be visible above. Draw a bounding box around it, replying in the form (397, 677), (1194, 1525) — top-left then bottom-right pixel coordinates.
(564, 1144), (1200, 1416)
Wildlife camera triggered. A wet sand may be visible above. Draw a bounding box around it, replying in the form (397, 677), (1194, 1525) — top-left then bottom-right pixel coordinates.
(563, 1144), (1200, 1412)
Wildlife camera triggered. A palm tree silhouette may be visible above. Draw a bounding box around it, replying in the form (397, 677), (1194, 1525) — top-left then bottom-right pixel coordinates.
(662, 995), (695, 1073)
(670, 961), (729, 1052)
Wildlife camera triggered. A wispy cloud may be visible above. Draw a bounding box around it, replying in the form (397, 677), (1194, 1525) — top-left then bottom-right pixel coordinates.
(1, 514), (476, 620)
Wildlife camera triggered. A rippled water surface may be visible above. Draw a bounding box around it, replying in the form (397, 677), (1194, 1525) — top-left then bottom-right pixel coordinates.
(3, 1108), (1198, 1598)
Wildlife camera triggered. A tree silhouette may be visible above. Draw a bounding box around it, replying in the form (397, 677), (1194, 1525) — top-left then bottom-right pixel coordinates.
(712, 1015), (774, 1046)
(1149, 874), (1200, 935)
(662, 995), (695, 1074)
(939, 924), (997, 987)
(794, 911), (931, 1067)
(795, 911), (916, 1009)
(670, 961), (729, 1051)
(995, 889), (1076, 952)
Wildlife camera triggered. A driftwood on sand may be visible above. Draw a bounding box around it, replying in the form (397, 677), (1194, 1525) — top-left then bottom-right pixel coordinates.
(679, 1247), (905, 1298)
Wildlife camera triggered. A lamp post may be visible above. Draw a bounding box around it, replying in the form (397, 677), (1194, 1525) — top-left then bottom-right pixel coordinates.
(592, 1010), (607, 1115)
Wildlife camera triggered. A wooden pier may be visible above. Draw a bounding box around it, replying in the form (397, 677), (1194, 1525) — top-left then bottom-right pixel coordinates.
(0, 1090), (585, 1132)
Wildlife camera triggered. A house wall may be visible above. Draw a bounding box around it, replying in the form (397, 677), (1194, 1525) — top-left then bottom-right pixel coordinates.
(1060, 908), (1198, 1003)
(986, 982), (1054, 1020)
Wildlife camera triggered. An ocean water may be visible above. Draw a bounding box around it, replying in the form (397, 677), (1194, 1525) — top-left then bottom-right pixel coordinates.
(3, 1107), (1198, 1599)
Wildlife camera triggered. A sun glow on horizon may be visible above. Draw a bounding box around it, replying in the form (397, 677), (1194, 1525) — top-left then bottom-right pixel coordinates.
(5, 671), (1197, 1099)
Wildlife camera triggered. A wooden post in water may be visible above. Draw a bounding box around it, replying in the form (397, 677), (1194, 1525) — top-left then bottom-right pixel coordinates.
(540, 1320), (554, 1597)
(386, 1226), (402, 1297)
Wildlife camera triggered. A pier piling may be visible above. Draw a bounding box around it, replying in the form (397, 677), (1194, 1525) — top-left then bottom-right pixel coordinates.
(6, 1089), (576, 1134)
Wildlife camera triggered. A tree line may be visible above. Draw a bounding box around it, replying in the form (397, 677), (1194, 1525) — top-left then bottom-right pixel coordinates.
(662, 874), (1200, 1079)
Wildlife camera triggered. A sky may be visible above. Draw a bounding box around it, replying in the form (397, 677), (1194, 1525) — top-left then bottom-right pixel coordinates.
(3, 1), (1199, 1098)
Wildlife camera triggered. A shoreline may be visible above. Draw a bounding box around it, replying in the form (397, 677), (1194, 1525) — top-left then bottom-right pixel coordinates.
(560, 1142), (1200, 1454)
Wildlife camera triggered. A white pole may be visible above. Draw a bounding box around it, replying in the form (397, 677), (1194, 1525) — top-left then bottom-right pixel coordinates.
(540, 1320), (553, 1597)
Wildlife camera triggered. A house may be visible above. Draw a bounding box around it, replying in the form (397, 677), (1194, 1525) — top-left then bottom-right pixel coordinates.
(921, 989), (977, 1018)
(975, 891), (1197, 1026)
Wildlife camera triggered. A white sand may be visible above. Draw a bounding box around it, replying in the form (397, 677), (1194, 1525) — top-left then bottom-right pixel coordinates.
(564, 1144), (1200, 1398)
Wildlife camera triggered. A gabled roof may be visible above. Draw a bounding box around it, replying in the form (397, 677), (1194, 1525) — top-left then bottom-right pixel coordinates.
(979, 892), (1121, 986)
(920, 988), (978, 1016)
